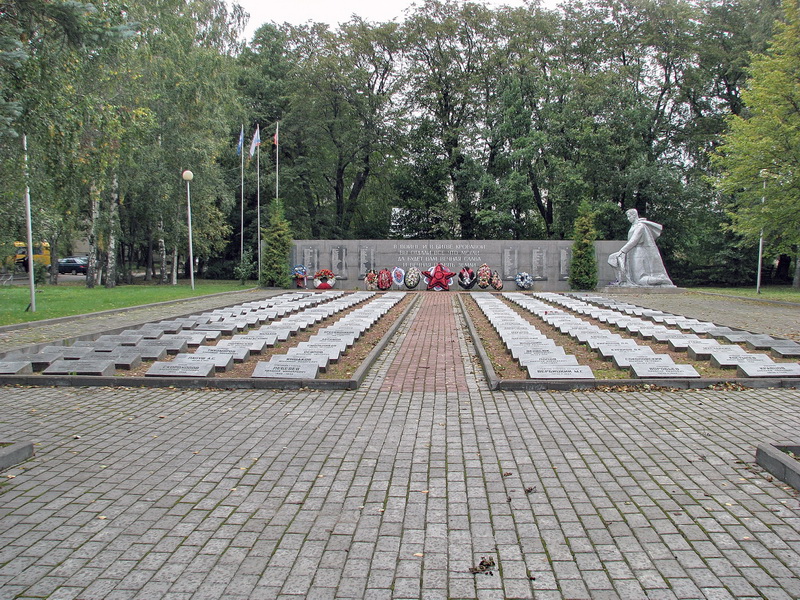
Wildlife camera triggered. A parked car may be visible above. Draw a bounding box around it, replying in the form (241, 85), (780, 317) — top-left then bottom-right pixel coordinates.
(58, 257), (88, 275)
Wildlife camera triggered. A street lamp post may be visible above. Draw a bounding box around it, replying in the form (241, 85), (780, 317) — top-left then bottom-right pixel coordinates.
(182, 170), (195, 290)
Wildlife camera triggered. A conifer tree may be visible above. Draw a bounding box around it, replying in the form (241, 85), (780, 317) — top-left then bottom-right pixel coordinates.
(569, 201), (598, 290)
(260, 199), (293, 288)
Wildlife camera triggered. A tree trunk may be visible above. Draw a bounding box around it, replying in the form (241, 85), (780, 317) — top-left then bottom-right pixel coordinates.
(86, 183), (100, 289)
(158, 219), (168, 284)
(794, 248), (800, 289)
(171, 246), (178, 285)
(105, 174), (119, 288)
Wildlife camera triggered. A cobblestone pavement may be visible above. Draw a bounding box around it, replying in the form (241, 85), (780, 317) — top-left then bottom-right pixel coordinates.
(1, 291), (800, 599)
(601, 291), (800, 342)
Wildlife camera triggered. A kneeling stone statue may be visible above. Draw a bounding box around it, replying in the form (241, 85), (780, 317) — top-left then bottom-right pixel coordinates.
(608, 208), (674, 287)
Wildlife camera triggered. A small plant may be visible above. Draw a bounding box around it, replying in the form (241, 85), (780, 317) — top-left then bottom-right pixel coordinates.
(233, 249), (256, 285)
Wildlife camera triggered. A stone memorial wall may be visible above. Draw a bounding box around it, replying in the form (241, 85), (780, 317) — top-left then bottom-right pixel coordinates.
(291, 239), (624, 291)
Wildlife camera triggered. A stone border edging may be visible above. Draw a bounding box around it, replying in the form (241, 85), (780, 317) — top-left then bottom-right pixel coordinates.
(755, 442), (800, 492)
(0, 441), (34, 472)
(0, 291), (420, 390)
(456, 294), (500, 390)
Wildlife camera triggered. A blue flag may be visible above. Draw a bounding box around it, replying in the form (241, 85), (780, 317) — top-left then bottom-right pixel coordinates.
(236, 125), (244, 156)
(249, 125), (261, 158)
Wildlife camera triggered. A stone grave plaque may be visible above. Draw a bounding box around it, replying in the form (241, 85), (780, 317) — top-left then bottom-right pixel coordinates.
(331, 247), (347, 280)
(687, 342), (734, 361)
(710, 352), (775, 369)
(612, 354), (675, 369)
(520, 355), (579, 368)
(526, 365), (594, 379)
(95, 334), (143, 346)
(44, 359), (116, 376)
(511, 347), (567, 361)
(89, 350), (143, 370)
(651, 331), (693, 343)
(630, 364), (701, 378)
(0, 361), (33, 375)
(310, 332), (357, 347)
(220, 336), (267, 354)
(195, 346), (250, 362)
(72, 341), (124, 352)
(128, 345), (167, 361)
(736, 363), (800, 378)
(137, 338), (189, 355)
(285, 349), (330, 370)
(11, 352), (63, 371)
(301, 246), (319, 274)
(41, 345), (94, 359)
(743, 335), (780, 350)
(358, 246), (375, 279)
(595, 342), (646, 359)
(772, 346), (800, 359)
(669, 338), (717, 352)
(293, 342), (344, 361)
(173, 353), (233, 372)
(559, 248), (571, 281)
(146, 361), (215, 378)
(252, 361), (319, 379)
(195, 322), (241, 335)
(531, 248), (547, 280)
(502, 247), (518, 280)
(160, 333), (211, 347)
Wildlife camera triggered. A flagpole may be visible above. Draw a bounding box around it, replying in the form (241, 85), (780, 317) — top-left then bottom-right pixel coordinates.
(257, 138), (261, 279)
(239, 124), (244, 263)
(275, 121), (280, 201)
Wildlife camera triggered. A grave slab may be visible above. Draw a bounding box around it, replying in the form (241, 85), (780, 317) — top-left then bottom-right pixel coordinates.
(0, 361), (33, 375)
(630, 364), (701, 378)
(736, 363), (800, 378)
(772, 346), (800, 359)
(612, 353), (675, 369)
(137, 339), (189, 355)
(525, 365), (594, 379)
(219, 336), (268, 354)
(146, 361), (215, 378)
(95, 334), (143, 346)
(43, 359), (116, 376)
(173, 353), (233, 372)
(252, 361), (319, 379)
(195, 345), (250, 362)
(710, 352), (775, 369)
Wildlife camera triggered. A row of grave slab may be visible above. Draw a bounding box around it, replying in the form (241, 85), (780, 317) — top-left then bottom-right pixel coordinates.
(0, 291), (403, 380)
(485, 291), (800, 380)
(0, 290), (798, 388)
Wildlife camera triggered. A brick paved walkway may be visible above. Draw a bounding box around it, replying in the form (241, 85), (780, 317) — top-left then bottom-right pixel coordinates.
(380, 294), (470, 393)
(1, 291), (800, 600)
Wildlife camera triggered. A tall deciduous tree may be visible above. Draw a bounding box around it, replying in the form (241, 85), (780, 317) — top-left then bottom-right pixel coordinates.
(714, 0), (800, 286)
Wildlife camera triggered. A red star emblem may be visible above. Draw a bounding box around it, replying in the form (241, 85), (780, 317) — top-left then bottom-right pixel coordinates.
(422, 263), (456, 291)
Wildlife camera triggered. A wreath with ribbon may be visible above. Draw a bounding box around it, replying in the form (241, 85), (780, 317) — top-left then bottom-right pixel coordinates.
(377, 268), (393, 290)
(291, 265), (308, 288)
(391, 267), (405, 287)
(490, 270), (504, 290)
(515, 271), (534, 290)
(404, 267), (421, 289)
(458, 266), (477, 289)
(313, 268), (336, 289)
(477, 263), (492, 289)
(364, 269), (378, 290)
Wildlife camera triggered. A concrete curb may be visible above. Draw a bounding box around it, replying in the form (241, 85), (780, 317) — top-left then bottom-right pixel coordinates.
(457, 294), (500, 390)
(0, 441), (34, 473)
(755, 442), (800, 492)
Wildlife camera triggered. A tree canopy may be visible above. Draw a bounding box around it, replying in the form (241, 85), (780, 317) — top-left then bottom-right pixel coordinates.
(1, 0), (795, 287)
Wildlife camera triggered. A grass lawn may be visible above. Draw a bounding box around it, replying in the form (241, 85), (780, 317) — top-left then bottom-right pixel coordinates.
(690, 285), (800, 303)
(0, 280), (256, 326)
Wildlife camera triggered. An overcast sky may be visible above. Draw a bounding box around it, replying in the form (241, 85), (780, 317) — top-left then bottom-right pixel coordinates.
(233, 0), (535, 39)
